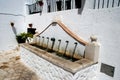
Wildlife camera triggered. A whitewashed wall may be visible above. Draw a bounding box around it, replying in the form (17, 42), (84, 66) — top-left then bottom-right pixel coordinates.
(0, 0), (120, 80)
(25, 4), (120, 80)
(25, 0), (120, 79)
(0, 0), (26, 51)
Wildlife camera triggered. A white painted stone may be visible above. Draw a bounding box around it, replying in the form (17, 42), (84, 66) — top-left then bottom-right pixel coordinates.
(85, 36), (100, 63)
(20, 47), (98, 80)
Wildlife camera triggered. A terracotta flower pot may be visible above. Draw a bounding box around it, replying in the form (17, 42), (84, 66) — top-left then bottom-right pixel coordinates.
(29, 23), (33, 28)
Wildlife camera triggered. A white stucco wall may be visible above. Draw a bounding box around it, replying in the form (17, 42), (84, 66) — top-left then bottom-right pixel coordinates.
(0, 0), (26, 51)
(0, 0), (26, 33)
(0, 0), (120, 80)
(25, 5), (120, 80)
(0, 0), (25, 14)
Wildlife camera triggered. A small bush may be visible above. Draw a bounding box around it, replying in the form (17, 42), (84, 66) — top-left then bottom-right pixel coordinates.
(16, 32), (33, 43)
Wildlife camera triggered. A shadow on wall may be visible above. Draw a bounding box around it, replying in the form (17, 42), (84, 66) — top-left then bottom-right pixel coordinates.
(77, 0), (86, 14)
(10, 22), (17, 35)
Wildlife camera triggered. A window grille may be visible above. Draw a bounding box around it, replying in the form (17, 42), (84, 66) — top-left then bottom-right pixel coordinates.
(28, 1), (43, 14)
(28, 0), (82, 14)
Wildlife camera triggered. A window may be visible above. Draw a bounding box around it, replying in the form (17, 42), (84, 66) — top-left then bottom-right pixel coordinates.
(28, 0), (82, 14)
(65, 0), (71, 10)
(46, 0), (51, 12)
(28, 1), (43, 14)
(56, 0), (62, 11)
(75, 0), (82, 8)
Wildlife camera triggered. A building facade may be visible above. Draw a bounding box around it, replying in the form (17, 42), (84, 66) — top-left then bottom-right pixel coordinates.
(0, 0), (120, 80)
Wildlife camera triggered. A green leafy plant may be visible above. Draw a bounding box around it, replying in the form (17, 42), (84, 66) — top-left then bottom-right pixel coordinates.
(16, 32), (33, 43)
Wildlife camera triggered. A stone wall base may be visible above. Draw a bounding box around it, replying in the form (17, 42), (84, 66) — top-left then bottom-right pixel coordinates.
(20, 46), (98, 80)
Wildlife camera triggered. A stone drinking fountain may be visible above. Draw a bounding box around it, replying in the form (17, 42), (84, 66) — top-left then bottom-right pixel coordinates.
(20, 20), (100, 80)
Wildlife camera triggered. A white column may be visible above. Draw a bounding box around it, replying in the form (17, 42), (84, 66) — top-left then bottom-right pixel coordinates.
(85, 36), (100, 63)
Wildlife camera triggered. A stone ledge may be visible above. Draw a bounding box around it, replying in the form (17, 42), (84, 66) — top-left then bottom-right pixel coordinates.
(20, 43), (95, 74)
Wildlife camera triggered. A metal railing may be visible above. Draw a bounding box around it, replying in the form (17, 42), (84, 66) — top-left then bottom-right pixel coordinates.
(94, 0), (120, 9)
(28, 0), (82, 14)
(28, 2), (43, 14)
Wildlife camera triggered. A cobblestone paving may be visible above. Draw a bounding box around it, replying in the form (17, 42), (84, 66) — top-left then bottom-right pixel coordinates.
(0, 49), (40, 80)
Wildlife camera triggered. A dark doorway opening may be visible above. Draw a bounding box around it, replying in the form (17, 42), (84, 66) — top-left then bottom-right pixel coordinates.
(65, 0), (71, 10)
(75, 0), (82, 8)
(56, 1), (62, 11)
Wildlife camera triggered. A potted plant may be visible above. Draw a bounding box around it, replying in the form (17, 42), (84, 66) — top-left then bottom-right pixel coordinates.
(16, 32), (33, 43)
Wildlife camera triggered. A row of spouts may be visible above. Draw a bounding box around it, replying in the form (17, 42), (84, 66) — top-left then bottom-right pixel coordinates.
(34, 36), (79, 61)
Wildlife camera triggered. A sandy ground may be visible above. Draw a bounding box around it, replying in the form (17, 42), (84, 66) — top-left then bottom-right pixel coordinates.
(0, 48), (40, 80)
